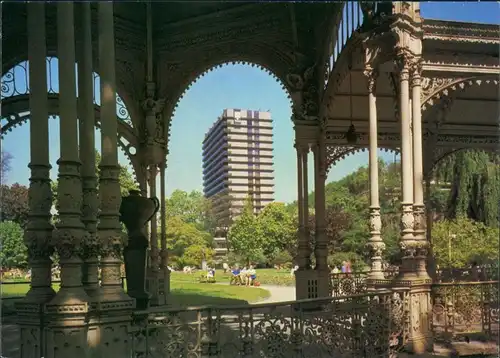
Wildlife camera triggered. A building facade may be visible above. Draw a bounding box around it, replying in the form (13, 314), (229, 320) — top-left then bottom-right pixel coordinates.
(202, 108), (275, 230)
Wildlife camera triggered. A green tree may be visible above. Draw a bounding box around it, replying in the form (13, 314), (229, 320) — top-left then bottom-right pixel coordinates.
(434, 150), (499, 227)
(0, 221), (28, 268)
(432, 216), (499, 268)
(179, 244), (215, 268)
(257, 202), (297, 262)
(166, 189), (217, 233)
(165, 216), (212, 267)
(227, 197), (264, 266)
(0, 183), (30, 228)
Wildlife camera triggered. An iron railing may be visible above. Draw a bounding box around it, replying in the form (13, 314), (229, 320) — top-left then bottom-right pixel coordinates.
(330, 267), (498, 296)
(129, 290), (408, 358)
(431, 281), (499, 344)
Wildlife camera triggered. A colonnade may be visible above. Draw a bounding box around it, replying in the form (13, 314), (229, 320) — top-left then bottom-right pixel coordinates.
(294, 53), (430, 300)
(20, 3), (133, 356)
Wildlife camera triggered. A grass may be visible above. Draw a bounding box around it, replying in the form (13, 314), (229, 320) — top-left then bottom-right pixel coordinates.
(1, 272), (271, 314)
(171, 268), (295, 287)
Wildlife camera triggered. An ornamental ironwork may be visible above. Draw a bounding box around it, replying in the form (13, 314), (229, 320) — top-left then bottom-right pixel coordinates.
(129, 290), (408, 358)
(1, 58), (133, 127)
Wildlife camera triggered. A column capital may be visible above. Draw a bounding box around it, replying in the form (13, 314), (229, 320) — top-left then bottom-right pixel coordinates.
(363, 67), (379, 94)
(410, 59), (423, 88)
(395, 50), (413, 80)
(294, 141), (310, 154)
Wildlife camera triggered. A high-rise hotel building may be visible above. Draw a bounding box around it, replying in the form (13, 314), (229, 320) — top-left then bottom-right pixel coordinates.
(202, 108), (275, 229)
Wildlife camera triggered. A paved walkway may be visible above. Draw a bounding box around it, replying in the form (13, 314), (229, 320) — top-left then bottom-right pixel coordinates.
(253, 284), (295, 304)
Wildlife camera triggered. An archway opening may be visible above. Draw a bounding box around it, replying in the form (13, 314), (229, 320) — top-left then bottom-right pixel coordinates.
(164, 62), (296, 282)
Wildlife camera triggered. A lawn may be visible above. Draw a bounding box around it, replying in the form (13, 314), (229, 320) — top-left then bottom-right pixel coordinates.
(1, 273), (271, 314)
(171, 268), (295, 287)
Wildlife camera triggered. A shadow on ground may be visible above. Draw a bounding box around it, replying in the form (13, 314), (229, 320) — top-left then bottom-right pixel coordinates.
(168, 292), (250, 308)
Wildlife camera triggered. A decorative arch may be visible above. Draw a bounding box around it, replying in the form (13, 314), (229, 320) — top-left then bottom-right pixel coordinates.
(326, 145), (399, 174)
(168, 60), (294, 121)
(421, 75), (499, 111)
(1, 58), (143, 184)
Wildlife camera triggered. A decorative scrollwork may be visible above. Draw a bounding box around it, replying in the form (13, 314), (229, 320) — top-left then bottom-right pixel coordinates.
(1, 57), (134, 127)
(130, 291), (406, 357)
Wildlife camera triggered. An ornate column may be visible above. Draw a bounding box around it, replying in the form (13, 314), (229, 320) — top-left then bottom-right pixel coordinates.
(49, 2), (89, 306)
(294, 142), (312, 271)
(295, 143), (306, 269)
(147, 164), (160, 305)
(312, 134), (327, 273)
(18, 4), (55, 357)
(97, 2), (131, 306)
(411, 60), (430, 280)
(77, 2), (100, 299)
(364, 68), (385, 281)
(46, 3), (90, 355)
(295, 141), (318, 300)
(312, 131), (330, 298)
(424, 175), (436, 280)
(396, 53), (416, 279)
(24, 1), (55, 304)
(159, 160), (170, 301)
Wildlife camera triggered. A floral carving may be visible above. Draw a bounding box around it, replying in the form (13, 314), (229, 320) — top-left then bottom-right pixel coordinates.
(400, 204), (414, 232)
(287, 65), (319, 121)
(369, 207), (382, 233)
(363, 68), (378, 93)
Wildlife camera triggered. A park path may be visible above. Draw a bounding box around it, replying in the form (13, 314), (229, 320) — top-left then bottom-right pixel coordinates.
(254, 284), (295, 304)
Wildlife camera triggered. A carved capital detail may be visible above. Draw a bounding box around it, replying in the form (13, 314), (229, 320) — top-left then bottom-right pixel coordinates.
(287, 65), (319, 122)
(368, 206), (382, 233)
(400, 203), (414, 232)
(363, 68), (379, 94)
(413, 204), (426, 232)
(410, 59), (423, 88)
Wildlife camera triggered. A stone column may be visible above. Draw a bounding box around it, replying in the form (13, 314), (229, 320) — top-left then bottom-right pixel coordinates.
(159, 161), (170, 302)
(312, 132), (330, 298)
(24, 1), (55, 304)
(364, 68), (385, 281)
(424, 176), (436, 280)
(77, 2), (100, 299)
(396, 54), (416, 279)
(295, 144), (306, 268)
(411, 61), (430, 280)
(295, 143), (311, 270)
(97, 2), (131, 306)
(295, 142), (318, 299)
(312, 136), (327, 272)
(18, 5), (55, 357)
(147, 165), (160, 305)
(49, 1), (89, 306)
(46, 3), (90, 355)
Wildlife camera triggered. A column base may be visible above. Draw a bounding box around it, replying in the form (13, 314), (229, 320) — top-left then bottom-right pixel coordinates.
(146, 268), (160, 306)
(295, 269), (331, 300)
(392, 279), (434, 354)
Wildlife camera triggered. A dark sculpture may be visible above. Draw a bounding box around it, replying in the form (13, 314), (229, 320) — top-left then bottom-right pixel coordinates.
(119, 189), (159, 310)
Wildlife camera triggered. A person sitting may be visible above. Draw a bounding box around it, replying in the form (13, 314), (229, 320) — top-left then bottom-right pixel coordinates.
(206, 267), (216, 282)
(331, 266), (340, 274)
(230, 266), (241, 285)
(246, 265), (256, 287)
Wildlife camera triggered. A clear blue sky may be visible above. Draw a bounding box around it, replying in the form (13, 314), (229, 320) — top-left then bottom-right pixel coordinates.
(2, 2), (498, 203)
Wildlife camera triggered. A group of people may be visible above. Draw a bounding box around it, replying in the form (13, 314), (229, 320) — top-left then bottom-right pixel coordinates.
(331, 261), (353, 275)
(230, 265), (258, 286)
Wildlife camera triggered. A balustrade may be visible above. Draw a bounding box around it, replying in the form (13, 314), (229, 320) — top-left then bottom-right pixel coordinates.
(431, 281), (499, 345)
(130, 290), (408, 358)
